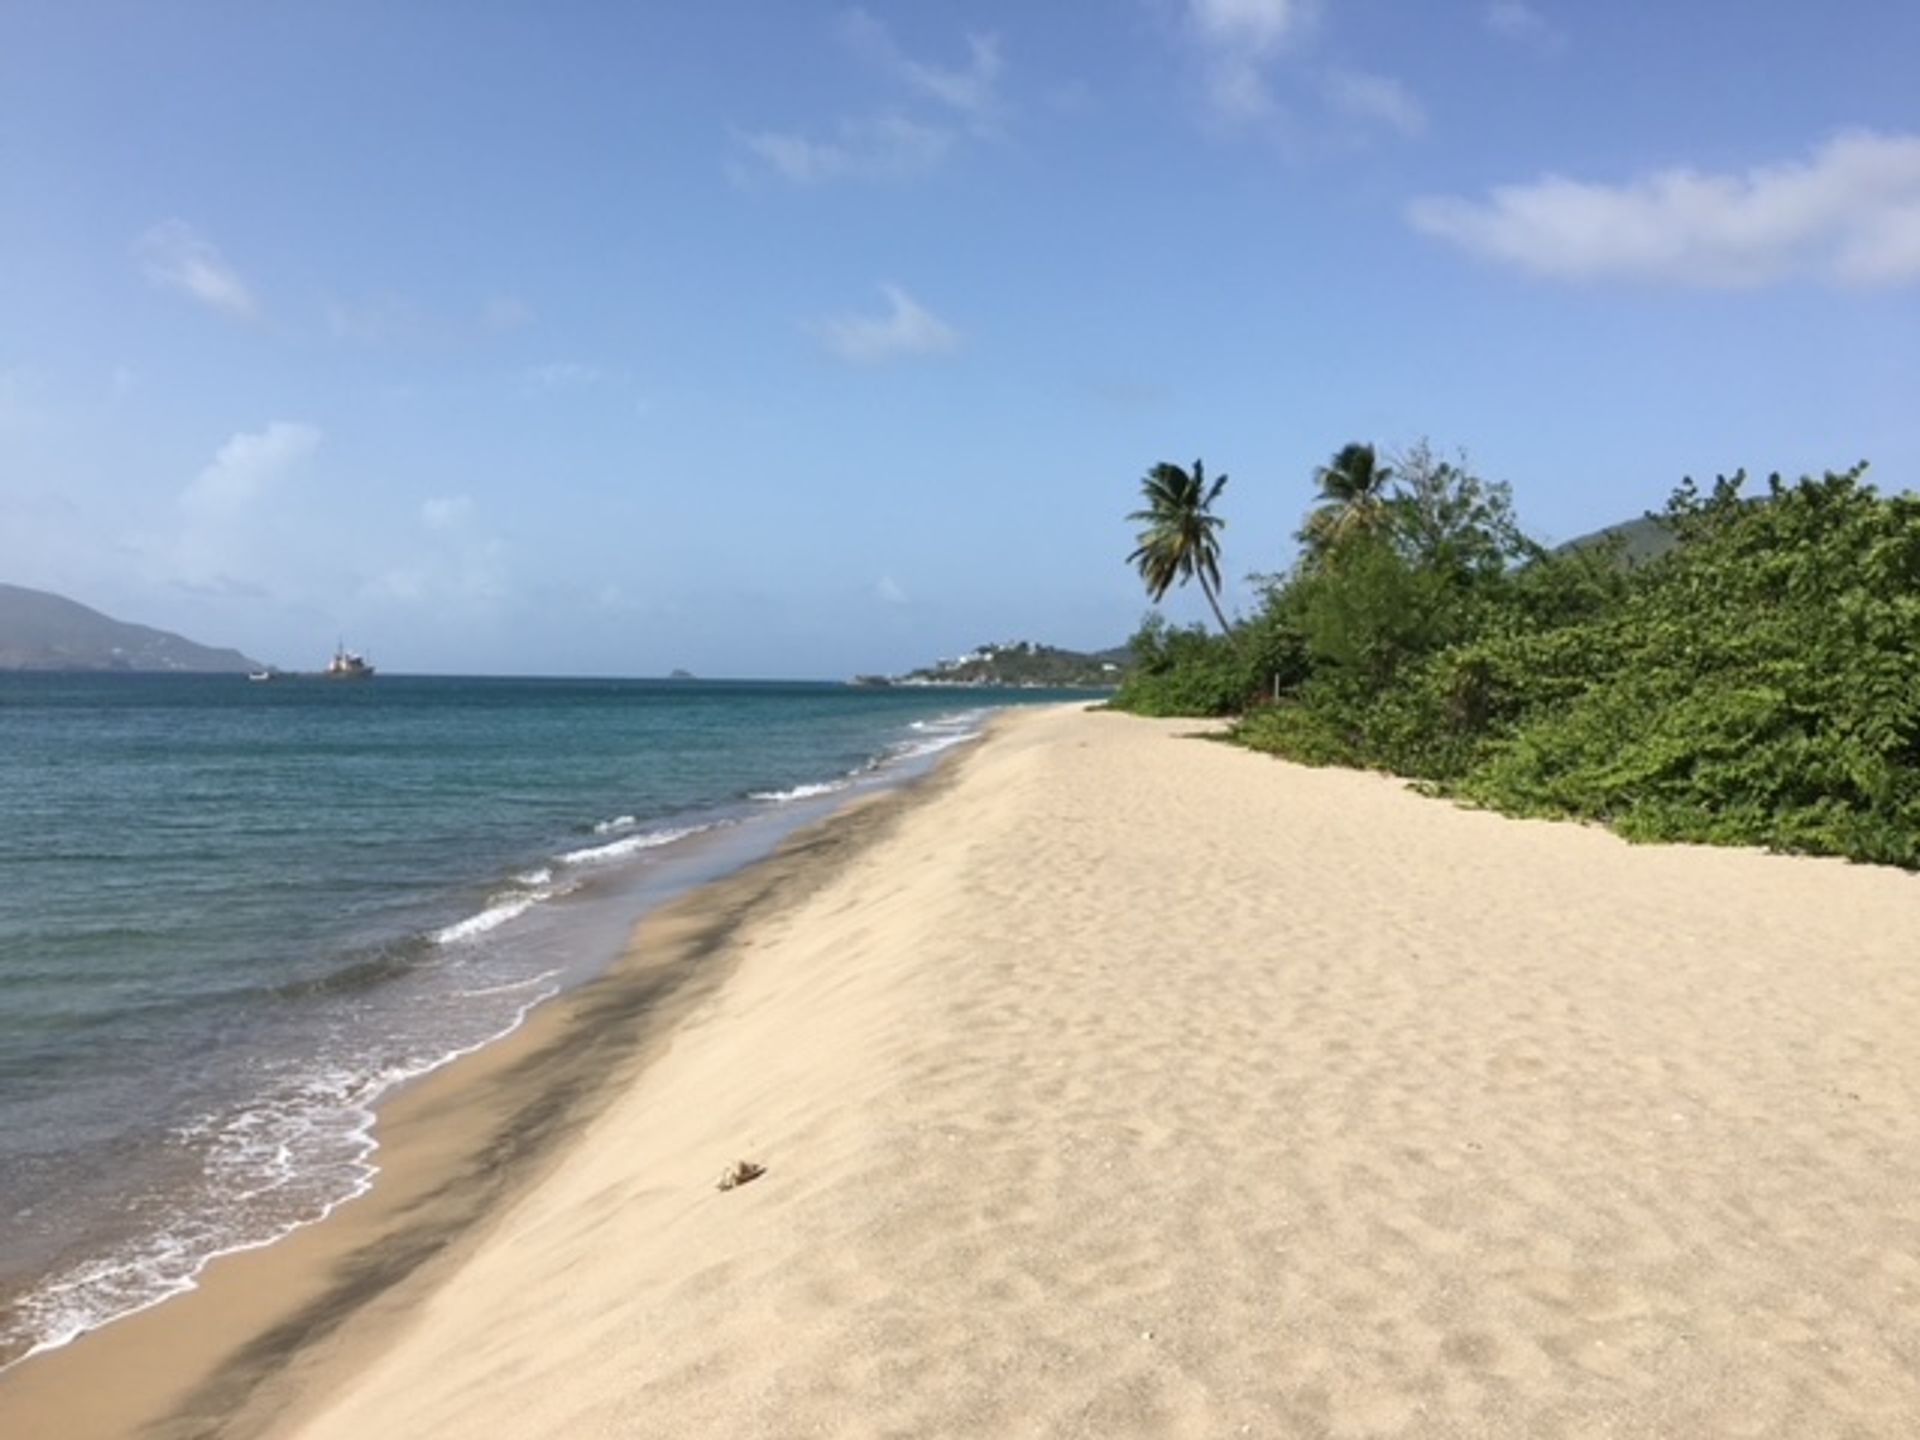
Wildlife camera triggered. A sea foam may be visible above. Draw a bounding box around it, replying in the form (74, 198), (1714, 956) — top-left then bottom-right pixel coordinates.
(748, 780), (847, 803)
(433, 892), (545, 945)
(0, 990), (560, 1373)
(557, 824), (706, 866)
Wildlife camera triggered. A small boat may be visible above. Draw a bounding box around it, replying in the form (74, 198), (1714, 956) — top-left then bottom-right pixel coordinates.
(324, 644), (375, 680)
(247, 670), (275, 683)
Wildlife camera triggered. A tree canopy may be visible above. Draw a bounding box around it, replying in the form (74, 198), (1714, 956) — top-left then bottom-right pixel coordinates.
(1299, 441), (1395, 562)
(1127, 459), (1234, 638)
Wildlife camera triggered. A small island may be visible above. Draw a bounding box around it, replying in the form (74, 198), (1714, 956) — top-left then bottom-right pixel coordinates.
(855, 640), (1126, 690)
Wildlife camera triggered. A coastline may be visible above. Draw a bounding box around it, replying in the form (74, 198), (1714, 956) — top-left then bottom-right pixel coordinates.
(0, 675), (1018, 1373)
(9, 703), (1920, 1437)
(0, 716), (987, 1440)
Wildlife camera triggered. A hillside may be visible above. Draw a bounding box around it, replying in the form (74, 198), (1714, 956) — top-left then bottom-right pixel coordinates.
(880, 640), (1126, 689)
(1557, 513), (1679, 566)
(0, 584), (263, 673)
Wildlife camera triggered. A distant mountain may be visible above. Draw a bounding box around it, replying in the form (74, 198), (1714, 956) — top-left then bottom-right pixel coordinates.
(1557, 514), (1679, 567)
(0, 584), (264, 673)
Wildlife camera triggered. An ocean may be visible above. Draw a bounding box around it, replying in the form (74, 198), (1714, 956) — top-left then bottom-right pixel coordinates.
(0, 673), (1076, 1367)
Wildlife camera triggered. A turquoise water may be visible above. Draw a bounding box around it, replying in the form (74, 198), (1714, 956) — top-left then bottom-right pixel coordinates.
(0, 674), (1074, 1364)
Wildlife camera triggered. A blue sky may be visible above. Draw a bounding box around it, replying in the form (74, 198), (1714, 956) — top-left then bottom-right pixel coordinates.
(3, 1), (1917, 677)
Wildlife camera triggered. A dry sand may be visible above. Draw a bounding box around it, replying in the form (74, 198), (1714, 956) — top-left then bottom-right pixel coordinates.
(12, 704), (1920, 1438)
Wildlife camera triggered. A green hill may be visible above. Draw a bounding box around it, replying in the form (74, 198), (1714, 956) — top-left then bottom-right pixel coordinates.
(1557, 513), (1678, 566)
(882, 640), (1126, 689)
(0, 583), (262, 673)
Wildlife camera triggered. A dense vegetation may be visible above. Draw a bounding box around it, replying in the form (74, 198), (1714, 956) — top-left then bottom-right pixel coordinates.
(1114, 445), (1920, 869)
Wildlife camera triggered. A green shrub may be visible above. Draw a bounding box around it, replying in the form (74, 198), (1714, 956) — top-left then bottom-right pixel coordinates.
(1232, 701), (1366, 768)
(1121, 445), (1920, 868)
(1109, 610), (1308, 718)
(1448, 469), (1920, 866)
(1109, 616), (1251, 716)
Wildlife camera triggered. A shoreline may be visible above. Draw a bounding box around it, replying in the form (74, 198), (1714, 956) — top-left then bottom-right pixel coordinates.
(10, 704), (1920, 1436)
(0, 718), (988, 1440)
(0, 677), (1012, 1379)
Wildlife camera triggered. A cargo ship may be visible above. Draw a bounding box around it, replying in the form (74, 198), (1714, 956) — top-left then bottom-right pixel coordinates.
(324, 643), (375, 680)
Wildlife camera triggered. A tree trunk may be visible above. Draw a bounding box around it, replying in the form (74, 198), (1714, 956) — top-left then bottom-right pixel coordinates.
(1200, 577), (1239, 648)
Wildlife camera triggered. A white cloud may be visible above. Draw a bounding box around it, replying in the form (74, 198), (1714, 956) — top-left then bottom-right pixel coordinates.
(135, 220), (258, 319)
(1323, 69), (1427, 137)
(911, 33), (1005, 123)
(1844, 200), (1920, 285)
(874, 575), (909, 605)
(365, 536), (507, 608)
(182, 422), (320, 515)
(735, 13), (1005, 184)
(817, 284), (959, 364)
(157, 421), (322, 596)
(1484, 1), (1566, 52)
(365, 493), (507, 608)
(739, 113), (951, 185)
(1189, 0), (1311, 52)
(1409, 131), (1920, 287)
(1180, 0), (1318, 123)
(840, 9), (1006, 132)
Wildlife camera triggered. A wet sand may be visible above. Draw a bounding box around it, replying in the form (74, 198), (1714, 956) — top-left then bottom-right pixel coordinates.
(8, 704), (1920, 1438)
(0, 768), (943, 1440)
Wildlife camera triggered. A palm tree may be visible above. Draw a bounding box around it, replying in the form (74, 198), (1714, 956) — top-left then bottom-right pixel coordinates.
(1127, 459), (1235, 638)
(1300, 441), (1394, 558)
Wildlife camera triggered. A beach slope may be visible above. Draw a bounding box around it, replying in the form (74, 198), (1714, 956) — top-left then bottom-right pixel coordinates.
(238, 707), (1920, 1434)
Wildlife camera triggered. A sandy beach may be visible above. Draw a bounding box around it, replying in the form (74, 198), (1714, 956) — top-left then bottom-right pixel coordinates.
(8, 703), (1920, 1438)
